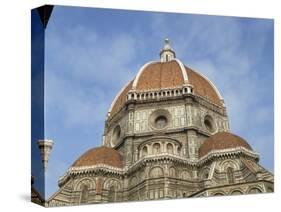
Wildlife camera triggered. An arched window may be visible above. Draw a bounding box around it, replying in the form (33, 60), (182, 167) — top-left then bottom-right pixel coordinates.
(80, 184), (89, 204)
(177, 146), (181, 155)
(108, 186), (116, 202)
(155, 116), (168, 129)
(201, 169), (209, 180)
(249, 187), (262, 194)
(167, 143), (173, 154)
(204, 115), (216, 133)
(142, 146), (148, 157)
(231, 190), (243, 195)
(149, 167), (164, 178)
(153, 143), (161, 154)
(169, 167), (176, 178)
(204, 173), (209, 179)
(181, 171), (190, 180)
(130, 176), (138, 187)
(112, 125), (121, 146)
(227, 167), (234, 184)
(213, 192), (224, 196)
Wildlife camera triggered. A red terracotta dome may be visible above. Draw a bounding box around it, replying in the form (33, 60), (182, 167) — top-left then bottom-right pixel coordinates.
(108, 39), (224, 118)
(109, 60), (223, 118)
(72, 146), (123, 168)
(199, 132), (253, 158)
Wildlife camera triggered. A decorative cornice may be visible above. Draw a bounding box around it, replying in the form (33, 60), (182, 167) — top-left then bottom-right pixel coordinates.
(58, 164), (124, 186)
(106, 85), (226, 124)
(188, 179), (274, 197)
(198, 147), (259, 165)
(57, 147), (259, 187)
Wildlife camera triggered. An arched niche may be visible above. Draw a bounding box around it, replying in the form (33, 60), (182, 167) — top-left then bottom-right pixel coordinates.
(248, 187), (263, 194)
(80, 184), (89, 204)
(149, 166), (164, 178)
(152, 142), (161, 154)
(230, 190), (243, 195)
(74, 178), (96, 191)
(167, 143), (173, 154)
(220, 160), (240, 172)
(111, 125), (121, 146)
(169, 167), (177, 178)
(130, 176), (138, 187)
(103, 179), (121, 190)
(226, 167), (235, 184)
(103, 179), (122, 202)
(213, 192), (224, 196)
(200, 167), (210, 180)
(181, 170), (191, 180)
(142, 146), (148, 157)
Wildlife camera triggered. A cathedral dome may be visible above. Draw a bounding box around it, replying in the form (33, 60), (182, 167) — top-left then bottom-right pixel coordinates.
(199, 132), (253, 158)
(72, 146), (123, 168)
(108, 39), (223, 118)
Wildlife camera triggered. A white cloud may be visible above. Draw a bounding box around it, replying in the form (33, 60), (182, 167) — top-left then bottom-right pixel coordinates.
(45, 69), (114, 130)
(45, 23), (141, 129)
(46, 24), (138, 86)
(148, 13), (273, 171)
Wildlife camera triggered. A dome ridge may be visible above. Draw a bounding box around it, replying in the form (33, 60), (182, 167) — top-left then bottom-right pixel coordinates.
(132, 61), (158, 89)
(185, 65), (223, 101)
(174, 58), (189, 84)
(108, 80), (133, 117)
(132, 59), (188, 90)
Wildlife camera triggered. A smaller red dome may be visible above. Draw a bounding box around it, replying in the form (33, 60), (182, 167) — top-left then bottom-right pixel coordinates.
(199, 132), (252, 158)
(72, 146), (123, 168)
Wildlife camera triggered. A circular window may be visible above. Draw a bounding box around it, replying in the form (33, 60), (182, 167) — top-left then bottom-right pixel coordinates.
(155, 116), (168, 129)
(111, 125), (121, 146)
(204, 115), (216, 133)
(149, 109), (171, 130)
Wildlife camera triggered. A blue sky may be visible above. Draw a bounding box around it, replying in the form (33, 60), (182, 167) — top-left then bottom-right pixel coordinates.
(44, 6), (274, 198)
(31, 9), (45, 197)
